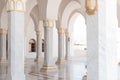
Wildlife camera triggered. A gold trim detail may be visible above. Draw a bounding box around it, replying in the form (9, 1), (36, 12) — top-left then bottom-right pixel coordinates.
(34, 57), (43, 62)
(7, 0), (25, 12)
(65, 56), (71, 60)
(85, 0), (98, 15)
(0, 28), (8, 34)
(65, 31), (70, 36)
(0, 58), (7, 62)
(43, 20), (54, 28)
(58, 28), (66, 34)
(36, 31), (41, 35)
(56, 59), (65, 64)
(41, 65), (56, 70)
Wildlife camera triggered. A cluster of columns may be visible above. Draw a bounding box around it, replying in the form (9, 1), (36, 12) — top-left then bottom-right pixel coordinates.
(34, 20), (72, 70)
(1, 0), (118, 80)
(34, 20), (71, 70)
(56, 27), (71, 64)
(56, 28), (66, 64)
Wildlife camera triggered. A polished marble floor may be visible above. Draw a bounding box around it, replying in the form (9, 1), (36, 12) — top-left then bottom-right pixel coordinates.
(0, 50), (87, 80)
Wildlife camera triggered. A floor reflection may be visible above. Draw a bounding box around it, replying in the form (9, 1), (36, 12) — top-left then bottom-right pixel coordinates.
(26, 57), (87, 80)
(0, 63), (8, 80)
(0, 56), (87, 80)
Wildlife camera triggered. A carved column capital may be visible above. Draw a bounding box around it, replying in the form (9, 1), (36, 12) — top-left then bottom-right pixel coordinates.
(65, 31), (71, 37)
(0, 28), (7, 34)
(43, 20), (54, 28)
(7, 0), (25, 12)
(36, 30), (41, 35)
(58, 28), (66, 34)
(85, 0), (98, 15)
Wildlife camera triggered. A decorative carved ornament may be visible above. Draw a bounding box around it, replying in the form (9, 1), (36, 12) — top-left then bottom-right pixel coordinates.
(43, 20), (54, 28)
(7, 0), (25, 12)
(86, 0), (98, 15)
(58, 28), (66, 34)
(65, 31), (70, 37)
(0, 28), (7, 34)
(36, 31), (41, 35)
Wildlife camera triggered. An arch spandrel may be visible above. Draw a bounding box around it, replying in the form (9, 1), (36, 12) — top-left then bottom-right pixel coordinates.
(46, 0), (62, 20)
(0, 0), (7, 17)
(30, 4), (39, 28)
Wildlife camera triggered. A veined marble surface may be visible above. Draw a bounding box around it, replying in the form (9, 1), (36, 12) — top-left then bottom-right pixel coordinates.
(0, 50), (87, 80)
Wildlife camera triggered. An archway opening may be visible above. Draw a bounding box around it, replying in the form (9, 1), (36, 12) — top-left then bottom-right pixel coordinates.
(69, 13), (87, 57)
(29, 39), (36, 53)
(68, 13), (87, 79)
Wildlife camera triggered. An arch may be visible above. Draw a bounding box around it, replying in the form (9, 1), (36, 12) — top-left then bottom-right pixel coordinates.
(46, 0), (62, 20)
(67, 9), (86, 31)
(29, 39), (36, 53)
(1, 5), (8, 29)
(0, 0), (6, 18)
(30, 4), (39, 29)
(37, 0), (62, 20)
(24, 0), (37, 35)
(58, 0), (81, 20)
(0, 0), (7, 28)
(37, 0), (47, 20)
(67, 12), (86, 56)
(68, 12), (81, 32)
(61, 1), (81, 28)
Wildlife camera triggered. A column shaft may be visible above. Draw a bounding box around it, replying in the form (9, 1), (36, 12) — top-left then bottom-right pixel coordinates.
(35, 31), (42, 62)
(41, 20), (56, 71)
(0, 28), (7, 62)
(87, 0), (118, 80)
(65, 32), (70, 60)
(7, 1), (25, 79)
(56, 28), (66, 64)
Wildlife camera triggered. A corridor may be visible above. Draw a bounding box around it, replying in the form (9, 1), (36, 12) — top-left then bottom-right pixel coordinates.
(0, 50), (87, 80)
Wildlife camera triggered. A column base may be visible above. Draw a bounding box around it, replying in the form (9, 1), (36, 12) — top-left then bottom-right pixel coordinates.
(0, 58), (7, 63)
(7, 74), (25, 80)
(34, 57), (43, 62)
(65, 56), (71, 60)
(56, 59), (65, 65)
(40, 65), (57, 72)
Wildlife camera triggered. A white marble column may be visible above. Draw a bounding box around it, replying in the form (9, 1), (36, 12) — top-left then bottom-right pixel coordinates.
(34, 30), (42, 62)
(65, 31), (71, 60)
(7, 0), (25, 80)
(86, 0), (118, 80)
(41, 20), (56, 71)
(0, 28), (7, 62)
(56, 28), (66, 64)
